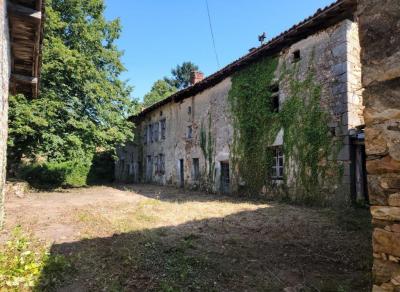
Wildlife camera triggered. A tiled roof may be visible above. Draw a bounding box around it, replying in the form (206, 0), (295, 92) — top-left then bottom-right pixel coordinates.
(132, 0), (357, 121)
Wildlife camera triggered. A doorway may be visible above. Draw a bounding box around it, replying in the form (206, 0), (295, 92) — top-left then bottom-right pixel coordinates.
(146, 156), (153, 183)
(220, 161), (230, 194)
(351, 131), (368, 204)
(179, 159), (184, 188)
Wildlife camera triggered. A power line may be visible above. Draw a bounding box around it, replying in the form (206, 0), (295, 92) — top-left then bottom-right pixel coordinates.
(205, 0), (220, 68)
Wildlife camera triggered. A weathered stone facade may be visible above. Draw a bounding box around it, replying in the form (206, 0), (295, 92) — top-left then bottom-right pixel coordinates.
(116, 15), (365, 207)
(357, 0), (400, 290)
(0, 0), (10, 228)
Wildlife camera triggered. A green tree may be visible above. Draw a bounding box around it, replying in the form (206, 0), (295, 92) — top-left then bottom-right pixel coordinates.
(164, 61), (199, 89)
(8, 0), (138, 171)
(142, 80), (177, 108)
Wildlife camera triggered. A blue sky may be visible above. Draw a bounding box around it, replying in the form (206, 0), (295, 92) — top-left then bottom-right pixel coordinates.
(104, 0), (335, 100)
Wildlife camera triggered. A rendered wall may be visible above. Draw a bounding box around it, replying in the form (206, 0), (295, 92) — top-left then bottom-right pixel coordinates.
(116, 19), (364, 206)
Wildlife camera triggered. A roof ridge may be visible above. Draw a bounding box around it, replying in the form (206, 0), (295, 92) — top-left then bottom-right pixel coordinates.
(132, 0), (356, 120)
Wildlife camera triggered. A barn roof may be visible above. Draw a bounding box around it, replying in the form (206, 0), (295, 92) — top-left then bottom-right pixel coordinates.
(8, 0), (44, 98)
(131, 0), (357, 122)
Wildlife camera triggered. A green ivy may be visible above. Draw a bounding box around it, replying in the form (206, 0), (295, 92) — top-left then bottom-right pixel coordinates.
(200, 114), (215, 190)
(229, 56), (280, 195)
(228, 55), (343, 203)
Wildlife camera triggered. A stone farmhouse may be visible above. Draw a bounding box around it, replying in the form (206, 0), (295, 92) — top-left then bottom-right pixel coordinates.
(0, 0), (44, 226)
(116, 0), (366, 207)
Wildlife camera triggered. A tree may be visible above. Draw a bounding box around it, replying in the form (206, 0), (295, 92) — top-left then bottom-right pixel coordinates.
(8, 0), (138, 169)
(164, 62), (199, 89)
(142, 80), (177, 108)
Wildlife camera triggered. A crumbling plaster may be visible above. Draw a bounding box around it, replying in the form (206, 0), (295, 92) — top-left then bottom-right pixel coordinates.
(116, 19), (363, 206)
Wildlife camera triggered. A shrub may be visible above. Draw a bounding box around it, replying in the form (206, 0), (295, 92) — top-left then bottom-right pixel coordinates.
(19, 159), (92, 189)
(0, 227), (70, 290)
(87, 151), (115, 185)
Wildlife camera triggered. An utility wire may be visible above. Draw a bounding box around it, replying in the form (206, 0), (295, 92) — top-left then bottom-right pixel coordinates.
(205, 0), (220, 68)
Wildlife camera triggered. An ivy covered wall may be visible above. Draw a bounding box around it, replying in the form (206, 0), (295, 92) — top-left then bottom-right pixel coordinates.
(228, 55), (344, 205)
(116, 19), (363, 207)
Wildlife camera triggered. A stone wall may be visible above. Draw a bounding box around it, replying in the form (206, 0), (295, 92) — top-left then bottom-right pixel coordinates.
(116, 18), (364, 206)
(357, 0), (400, 290)
(0, 0), (10, 228)
(276, 19), (363, 206)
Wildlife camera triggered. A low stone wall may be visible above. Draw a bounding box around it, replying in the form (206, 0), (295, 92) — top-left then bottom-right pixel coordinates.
(357, 0), (400, 290)
(0, 0), (10, 228)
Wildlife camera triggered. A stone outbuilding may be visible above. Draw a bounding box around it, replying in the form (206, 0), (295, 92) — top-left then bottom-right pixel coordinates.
(0, 0), (44, 227)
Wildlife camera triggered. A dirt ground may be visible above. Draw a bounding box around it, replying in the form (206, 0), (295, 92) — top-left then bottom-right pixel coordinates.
(1, 185), (372, 291)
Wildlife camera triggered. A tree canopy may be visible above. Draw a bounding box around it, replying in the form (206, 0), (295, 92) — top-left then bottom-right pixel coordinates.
(164, 61), (199, 89)
(142, 80), (177, 108)
(8, 0), (138, 167)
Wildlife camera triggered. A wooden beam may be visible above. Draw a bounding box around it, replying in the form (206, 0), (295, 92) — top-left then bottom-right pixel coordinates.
(11, 74), (38, 84)
(7, 2), (42, 22)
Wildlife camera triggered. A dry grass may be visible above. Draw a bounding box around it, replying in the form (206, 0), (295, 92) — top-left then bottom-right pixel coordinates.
(2, 184), (372, 291)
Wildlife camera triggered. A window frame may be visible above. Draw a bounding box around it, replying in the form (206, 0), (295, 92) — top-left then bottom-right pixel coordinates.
(187, 125), (193, 139)
(154, 122), (159, 142)
(192, 158), (200, 181)
(159, 154), (165, 175)
(271, 146), (284, 180)
(149, 124), (153, 143)
(160, 119), (166, 140)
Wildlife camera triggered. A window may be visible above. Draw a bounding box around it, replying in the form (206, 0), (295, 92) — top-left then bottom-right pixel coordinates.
(149, 124), (153, 143)
(154, 156), (159, 174)
(154, 122), (159, 142)
(159, 154), (165, 175)
(269, 84), (280, 112)
(271, 146), (284, 180)
(293, 50), (301, 62)
(160, 119), (166, 140)
(143, 127), (147, 145)
(187, 125), (193, 139)
(120, 159), (125, 173)
(192, 158), (200, 180)
(128, 163), (133, 175)
(188, 106), (192, 115)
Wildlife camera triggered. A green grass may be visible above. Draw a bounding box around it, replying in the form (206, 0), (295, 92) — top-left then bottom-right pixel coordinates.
(0, 227), (71, 291)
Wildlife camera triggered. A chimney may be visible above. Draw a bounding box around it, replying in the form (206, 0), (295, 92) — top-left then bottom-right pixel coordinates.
(190, 71), (204, 85)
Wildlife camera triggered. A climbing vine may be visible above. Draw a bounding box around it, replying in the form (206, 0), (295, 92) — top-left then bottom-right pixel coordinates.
(228, 54), (343, 203)
(228, 57), (280, 195)
(200, 113), (215, 190)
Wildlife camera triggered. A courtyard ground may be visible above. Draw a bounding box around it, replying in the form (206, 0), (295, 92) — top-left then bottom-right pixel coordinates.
(2, 185), (372, 291)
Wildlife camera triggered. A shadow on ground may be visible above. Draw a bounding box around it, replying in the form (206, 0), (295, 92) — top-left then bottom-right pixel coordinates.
(113, 183), (274, 205)
(36, 202), (372, 291)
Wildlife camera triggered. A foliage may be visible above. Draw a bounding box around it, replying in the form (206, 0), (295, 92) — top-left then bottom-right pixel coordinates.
(200, 114), (215, 186)
(87, 151), (116, 185)
(142, 79), (177, 108)
(8, 0), (138, 171)
(228, 57), (280, 195)
(164, 61), (199, 89)
(0, 227), (70, 291)
(279, 63), (343, 202)
(228, 55), (342, 202)
(19, 158), (92, 189)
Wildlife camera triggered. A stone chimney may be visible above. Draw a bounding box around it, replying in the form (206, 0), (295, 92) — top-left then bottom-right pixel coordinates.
(190, 71), (204, 85)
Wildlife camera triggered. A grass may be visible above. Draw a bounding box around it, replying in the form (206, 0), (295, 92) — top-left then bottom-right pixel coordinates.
(2, 185), (372, 291)
(0, 227), (71, 291)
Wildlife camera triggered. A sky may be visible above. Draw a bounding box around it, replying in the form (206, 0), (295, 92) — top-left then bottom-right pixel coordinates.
(104, 0), (335, 100)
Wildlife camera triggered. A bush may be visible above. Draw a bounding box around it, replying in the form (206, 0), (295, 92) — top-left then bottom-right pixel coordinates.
(0, 227), (70, 290)
(87, 151), (115, 185)
(19, 159), (92, 189)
